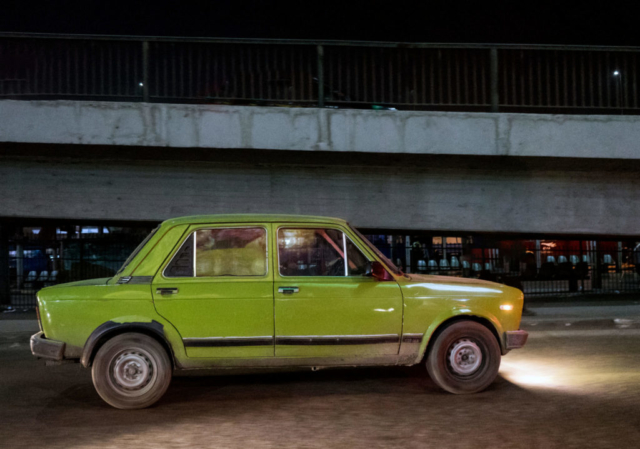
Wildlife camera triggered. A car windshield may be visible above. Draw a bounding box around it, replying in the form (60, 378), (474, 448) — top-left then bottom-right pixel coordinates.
(349, 225), (404, 276)
(115, 227), (159, 275)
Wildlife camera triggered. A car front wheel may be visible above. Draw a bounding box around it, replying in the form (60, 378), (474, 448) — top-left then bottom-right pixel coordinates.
(426, 321), (501, 394)
(91, 333), (172, 409)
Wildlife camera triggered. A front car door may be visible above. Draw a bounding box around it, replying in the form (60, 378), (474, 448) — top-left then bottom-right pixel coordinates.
(273, 223), (403, 359)
(152, 223), (274, 358)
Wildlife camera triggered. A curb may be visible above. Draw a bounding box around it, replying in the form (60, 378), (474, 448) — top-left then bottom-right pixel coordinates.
(521, 317), (640, 331)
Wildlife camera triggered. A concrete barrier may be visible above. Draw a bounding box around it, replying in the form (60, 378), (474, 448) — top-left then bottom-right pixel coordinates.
(3, 100), (640, 159)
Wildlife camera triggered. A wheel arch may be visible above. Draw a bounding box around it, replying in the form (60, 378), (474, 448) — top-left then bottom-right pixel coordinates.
(420, 315), (504, 364)
(81, 320), (175, 368)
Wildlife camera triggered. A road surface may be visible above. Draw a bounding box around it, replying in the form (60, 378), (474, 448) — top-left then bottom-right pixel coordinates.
(1, 327), (639, 448)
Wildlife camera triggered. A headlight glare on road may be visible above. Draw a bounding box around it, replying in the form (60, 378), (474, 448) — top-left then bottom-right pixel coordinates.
(500, 360), (557, 388)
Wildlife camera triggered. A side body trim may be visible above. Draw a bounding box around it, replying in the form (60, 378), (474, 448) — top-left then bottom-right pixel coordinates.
(401, 333), (424, 343)
(183, 337), (274, 347)
(276, 334), (400, 346)
(182, 334), (402, 348)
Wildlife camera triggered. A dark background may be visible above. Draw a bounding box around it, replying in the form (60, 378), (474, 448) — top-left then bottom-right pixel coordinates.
(0, 1), (634, 46)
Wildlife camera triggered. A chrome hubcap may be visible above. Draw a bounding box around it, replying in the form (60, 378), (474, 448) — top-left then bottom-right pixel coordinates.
(448, 339), (482, 375)
(110, 349), (156, 395)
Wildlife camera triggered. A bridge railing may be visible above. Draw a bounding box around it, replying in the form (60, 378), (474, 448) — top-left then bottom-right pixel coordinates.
(2, 33), (640, 114)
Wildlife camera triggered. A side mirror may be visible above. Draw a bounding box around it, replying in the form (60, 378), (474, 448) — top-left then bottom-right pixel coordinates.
(371, 261), (394, 281)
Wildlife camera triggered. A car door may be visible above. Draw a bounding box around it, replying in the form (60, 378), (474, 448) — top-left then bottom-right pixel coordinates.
(273, 224), (403, 358)
(152, 223), (274, 358)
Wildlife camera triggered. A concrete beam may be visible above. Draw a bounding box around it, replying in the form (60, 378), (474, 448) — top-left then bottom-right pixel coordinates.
(1, 157), (639, 236)
(2, 100), (640, 159)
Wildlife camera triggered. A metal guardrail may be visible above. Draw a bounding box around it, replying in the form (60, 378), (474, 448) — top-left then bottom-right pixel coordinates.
(1, 32), (640, 113)
(372, 240), (640, 298)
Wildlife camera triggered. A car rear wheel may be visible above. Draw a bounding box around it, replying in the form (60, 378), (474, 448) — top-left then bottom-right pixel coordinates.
(91, 333), (172, 409)
(426, 321), (501, 394)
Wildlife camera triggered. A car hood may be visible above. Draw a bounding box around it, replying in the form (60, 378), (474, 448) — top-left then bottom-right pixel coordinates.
(400, 273), (510, 295)
(42, 277), (112, 289)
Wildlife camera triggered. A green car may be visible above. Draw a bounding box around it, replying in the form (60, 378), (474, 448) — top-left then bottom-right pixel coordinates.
(31, 214), (528, 409)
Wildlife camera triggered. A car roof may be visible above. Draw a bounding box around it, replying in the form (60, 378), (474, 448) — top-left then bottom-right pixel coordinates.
(160, 214), (348, 227)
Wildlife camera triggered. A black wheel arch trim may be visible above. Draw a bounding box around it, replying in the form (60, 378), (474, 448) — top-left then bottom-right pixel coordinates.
(81, 320), (175, 368)
(423, 315), (504, 362)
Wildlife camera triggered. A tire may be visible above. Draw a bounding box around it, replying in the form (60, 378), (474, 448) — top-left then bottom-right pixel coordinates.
(91, 333), (172, 409)
(426, 321), (501, 394)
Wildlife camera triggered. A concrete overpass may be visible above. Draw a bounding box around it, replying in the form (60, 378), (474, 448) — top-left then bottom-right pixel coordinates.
(1, 99), (640, 235)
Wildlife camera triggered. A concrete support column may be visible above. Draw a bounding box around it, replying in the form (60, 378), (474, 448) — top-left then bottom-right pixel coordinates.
(617, 241), (623, 273)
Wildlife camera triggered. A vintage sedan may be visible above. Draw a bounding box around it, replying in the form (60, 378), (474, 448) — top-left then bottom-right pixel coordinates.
(31, 214), (528, 409)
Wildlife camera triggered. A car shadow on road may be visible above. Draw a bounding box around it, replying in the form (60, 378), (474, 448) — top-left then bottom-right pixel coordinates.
(37, 367), (530, 427)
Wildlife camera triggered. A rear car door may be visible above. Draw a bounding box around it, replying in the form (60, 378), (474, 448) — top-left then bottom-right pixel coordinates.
(152, 223), (274, 358)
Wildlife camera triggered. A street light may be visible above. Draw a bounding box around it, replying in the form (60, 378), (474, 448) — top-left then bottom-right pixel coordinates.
(613, 70), (623, 114)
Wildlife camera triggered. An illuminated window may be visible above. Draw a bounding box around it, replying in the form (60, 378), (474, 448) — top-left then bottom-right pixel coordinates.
(195, 228), (267, 277)
(278, 228), (370, 277)
(165, 227), (267, 277)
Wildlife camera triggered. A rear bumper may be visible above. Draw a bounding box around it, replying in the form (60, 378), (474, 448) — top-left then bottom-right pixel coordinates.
(30, 332), (65, 361)
(505, 330), (529, 350)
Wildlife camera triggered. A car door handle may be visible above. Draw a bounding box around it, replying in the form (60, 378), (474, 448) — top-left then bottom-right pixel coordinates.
(278, 286), (299, 294)
(156, 288), (179, 295)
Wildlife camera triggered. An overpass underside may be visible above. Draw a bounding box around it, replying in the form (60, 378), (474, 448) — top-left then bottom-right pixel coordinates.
(1, 143), (639, 237)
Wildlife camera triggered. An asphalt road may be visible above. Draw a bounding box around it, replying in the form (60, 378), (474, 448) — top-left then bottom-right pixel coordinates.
(1, 328), (639, 449)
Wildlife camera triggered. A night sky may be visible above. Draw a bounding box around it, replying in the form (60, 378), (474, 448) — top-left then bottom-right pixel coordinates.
(1, 1), (636, 46)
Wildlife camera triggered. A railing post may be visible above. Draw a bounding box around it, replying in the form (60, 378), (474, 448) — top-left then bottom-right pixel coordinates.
(317, 45), (325, 107)
(142, 41), (150, 102)
(490, 48), (499, 112)
(0, 225), (10, 306)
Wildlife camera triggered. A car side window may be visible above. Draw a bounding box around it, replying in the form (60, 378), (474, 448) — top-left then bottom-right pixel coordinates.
(165, 234), (194, 277)
(278, 228), (344, 276)
(165, 227), (267, 277)
(195, 228), (267, 276)
(278, 228), (370, 277)
(346, 238), (370, 276)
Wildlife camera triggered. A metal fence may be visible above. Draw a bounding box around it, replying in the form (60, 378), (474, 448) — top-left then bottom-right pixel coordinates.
(365, 235), (640, 299)
(1, 226), (152, 309)
(2, 226), (639, 308)
(2, 33), (640, 114)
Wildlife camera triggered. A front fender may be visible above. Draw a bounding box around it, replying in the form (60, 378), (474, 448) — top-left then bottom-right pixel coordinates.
(414, 306), (504, 364)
